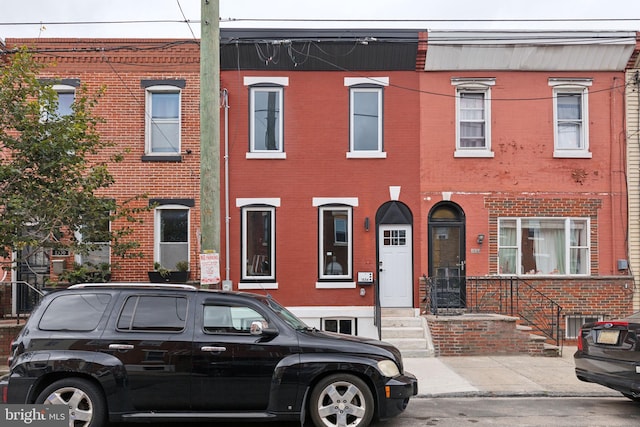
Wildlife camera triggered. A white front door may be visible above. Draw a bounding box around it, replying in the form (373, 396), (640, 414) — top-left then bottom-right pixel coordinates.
(378, 225), (413, 307)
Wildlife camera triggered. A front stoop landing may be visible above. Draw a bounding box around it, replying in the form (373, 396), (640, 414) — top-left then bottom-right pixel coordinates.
(426, 313), (559, 357)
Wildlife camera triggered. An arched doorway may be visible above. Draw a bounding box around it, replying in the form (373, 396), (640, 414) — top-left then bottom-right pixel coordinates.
(376, 201), (413, 307)
(428, 202), (466, 308)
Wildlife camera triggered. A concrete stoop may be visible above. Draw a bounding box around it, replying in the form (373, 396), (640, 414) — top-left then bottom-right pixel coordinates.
(380, 308), (435, 358)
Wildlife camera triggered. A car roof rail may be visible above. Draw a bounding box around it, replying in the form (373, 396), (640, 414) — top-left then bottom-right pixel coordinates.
(68, 283), (198, 291)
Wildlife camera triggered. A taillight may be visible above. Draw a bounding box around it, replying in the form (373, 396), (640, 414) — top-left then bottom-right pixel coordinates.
(577, 329), (583, 351)
(595, 321), (629, 328)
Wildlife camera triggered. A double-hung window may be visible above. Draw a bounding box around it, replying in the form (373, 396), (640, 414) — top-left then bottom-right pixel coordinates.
(237, 198), (280, 289)
(155, 205), (190, 271)
(144, 81), (184, 156)
(345, 77), (388, 158)
(244, 77), (288, 159)
(452, 78), (495, 157)
(314, 198), (358, 286)
(53, 84), (75, 117)
(549, 78), (592, 158)
(498, 217), (589, 276)
(77, 208), (111, 267)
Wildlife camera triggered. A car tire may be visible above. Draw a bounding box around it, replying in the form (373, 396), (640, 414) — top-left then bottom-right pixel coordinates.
(35, 378), (106, 427)
(309, 373), (374, 427)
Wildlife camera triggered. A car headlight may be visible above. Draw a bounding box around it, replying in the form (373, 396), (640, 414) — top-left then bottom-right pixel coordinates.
(377, 360), (400, 377)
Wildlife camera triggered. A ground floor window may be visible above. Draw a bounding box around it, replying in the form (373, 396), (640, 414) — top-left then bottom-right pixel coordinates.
(498, 217), (589, 276)
(242, 206), (275, 280)
(155, 206), (189, 270)
(565, 314), (602, 339)
(322, 318), (356, 335)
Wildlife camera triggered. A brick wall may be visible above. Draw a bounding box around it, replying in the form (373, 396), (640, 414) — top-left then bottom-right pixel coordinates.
(0, 324), (23, 363)
(426, 314), (543, 356)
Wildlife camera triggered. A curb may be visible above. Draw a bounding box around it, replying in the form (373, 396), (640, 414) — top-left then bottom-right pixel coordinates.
(416, 391), (621, 398)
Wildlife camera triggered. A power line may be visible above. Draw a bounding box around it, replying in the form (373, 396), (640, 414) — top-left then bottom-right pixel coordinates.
(1, 17), (640, 27)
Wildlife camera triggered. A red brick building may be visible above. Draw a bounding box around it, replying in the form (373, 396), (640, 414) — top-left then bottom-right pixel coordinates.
(418, 31), (638, 341)
(2, 30), (639, 345)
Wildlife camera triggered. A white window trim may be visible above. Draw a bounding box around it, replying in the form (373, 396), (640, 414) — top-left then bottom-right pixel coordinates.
(154, 205), (190, 267)
(145, 85), (181, 155)
(244, 77), (288, 159)
(322, 317), (356, 335)
(236, 198), (281, 208)
(348, 87), (384, 156)
(549, 78), (592, 159)
(248, 86), (284, 155)
(497, 217), (591, 277)
(452, 78), (495, 158)
(565, 314), (602, 339)
(237, 198), (280, 288)
(318, 205), (353, 284)
(241, 205), (276, 282)
(345, 77), (388, 158)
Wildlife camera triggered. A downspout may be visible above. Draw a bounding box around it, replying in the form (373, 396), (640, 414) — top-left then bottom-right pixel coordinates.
(222, 88), (232, 289)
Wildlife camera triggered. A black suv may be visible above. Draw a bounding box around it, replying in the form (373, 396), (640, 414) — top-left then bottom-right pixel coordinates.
(0, 284), (417, 427)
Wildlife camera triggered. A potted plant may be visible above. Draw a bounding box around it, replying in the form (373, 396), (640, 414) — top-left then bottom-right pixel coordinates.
(148, 261), (189, 283)
(172, 260), (190, 283)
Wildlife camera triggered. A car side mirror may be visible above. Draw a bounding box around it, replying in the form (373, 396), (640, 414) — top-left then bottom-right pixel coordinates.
(250, 320), (278, 336)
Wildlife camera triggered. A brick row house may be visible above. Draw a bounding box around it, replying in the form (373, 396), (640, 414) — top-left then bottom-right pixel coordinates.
(1, 29), (639, 349)
(419, 30), (639, 345)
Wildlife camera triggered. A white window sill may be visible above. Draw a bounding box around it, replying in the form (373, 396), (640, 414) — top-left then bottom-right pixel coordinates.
(553, 150), (592, 159)
(246, 152), (287, 160)
(454, 150), (495, 158)
(238, 282), (279, 290)
(315, 281), (356, 289)
(346, 152), (387, 159)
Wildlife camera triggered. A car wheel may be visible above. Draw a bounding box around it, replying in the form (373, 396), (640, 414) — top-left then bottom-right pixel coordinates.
(35, 378), (106, 427)
(309, 373), (374, 427)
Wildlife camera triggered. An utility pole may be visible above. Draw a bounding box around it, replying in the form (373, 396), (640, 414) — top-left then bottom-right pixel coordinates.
(200, 0), (220, 283)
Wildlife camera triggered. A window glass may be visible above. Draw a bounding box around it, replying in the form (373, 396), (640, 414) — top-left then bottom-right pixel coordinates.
(57, 91), (74, 116)
(39, 294), (112, 331)
(80, 209), (111, 266)
(148, 90), (180, 154)
(117, 296), (187, 332)
(566, 315), (600, 339)
(320, 207), (351, 278)
(459, 92), (485, 148)
(157, 208), (189, 270)
(351, 88), (382, 152)
(498, 218), (589, 276)
(556, 93), (582, 149)
(251, 87), (282, 152)
(323, 318), (354, 335)
(243, 208), (274, 279)
(203, 305), (266, 334)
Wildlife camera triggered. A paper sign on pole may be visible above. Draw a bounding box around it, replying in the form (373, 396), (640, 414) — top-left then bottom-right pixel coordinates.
(200, 252), (220, 285)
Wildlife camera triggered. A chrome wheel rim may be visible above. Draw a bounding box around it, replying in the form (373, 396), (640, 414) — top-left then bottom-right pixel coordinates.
(315, 380), (368, 427)
(42, 386), (93, 427)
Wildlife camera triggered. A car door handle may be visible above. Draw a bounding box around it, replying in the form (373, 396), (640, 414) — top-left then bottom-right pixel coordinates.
(109, 344), (134, 351)
(201, 346), (227, 353)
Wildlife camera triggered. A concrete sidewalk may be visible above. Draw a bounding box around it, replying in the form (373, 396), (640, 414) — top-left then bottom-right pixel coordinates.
(405, 346), (620, 398)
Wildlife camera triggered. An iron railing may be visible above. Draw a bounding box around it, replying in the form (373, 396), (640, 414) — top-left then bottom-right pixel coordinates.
(1, 281), (45, 323)
(425, 275), (563, 346)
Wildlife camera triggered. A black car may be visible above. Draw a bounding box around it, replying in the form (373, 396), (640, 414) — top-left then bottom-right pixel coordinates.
(574, 312), (640, 400)
(0, 283), (417, 427)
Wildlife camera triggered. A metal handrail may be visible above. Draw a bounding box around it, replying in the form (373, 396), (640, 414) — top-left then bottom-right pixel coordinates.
(427, 276), (563, 346)
(1, 281), (45, 324)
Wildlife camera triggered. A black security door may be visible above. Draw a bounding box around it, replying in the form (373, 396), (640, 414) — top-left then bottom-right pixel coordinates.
(428, 202), (466, 308)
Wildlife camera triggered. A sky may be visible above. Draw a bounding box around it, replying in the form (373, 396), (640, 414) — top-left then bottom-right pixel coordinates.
(1, 0), (640, 39)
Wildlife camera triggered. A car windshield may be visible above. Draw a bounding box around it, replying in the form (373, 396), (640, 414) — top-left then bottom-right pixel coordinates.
(261, 297), (309, 330)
